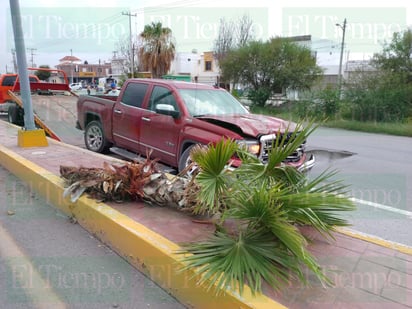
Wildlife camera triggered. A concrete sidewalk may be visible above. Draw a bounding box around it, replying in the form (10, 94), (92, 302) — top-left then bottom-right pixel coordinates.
(1, 119), (411, 309)
(0, 165), (186, 309)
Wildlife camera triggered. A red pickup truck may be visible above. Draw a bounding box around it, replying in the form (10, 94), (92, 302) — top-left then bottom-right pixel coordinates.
(76, 79), (315, 174)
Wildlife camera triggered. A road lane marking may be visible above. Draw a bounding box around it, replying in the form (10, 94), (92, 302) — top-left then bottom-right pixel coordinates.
(0, 224), (67, 309)
(350, 197), (412, 219)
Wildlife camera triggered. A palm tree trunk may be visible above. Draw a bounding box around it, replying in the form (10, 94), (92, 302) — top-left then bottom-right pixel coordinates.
(60, 160), (198, 212)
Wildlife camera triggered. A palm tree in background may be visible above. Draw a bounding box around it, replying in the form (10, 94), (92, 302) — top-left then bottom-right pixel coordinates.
(137, 22), (176, 78)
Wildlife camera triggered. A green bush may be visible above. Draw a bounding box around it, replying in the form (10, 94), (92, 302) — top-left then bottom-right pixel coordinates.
(344, 71), (412, 122)
(231, 88), (241, 98)
(247, 88), (271, 107)
(294, 87), (341, 120)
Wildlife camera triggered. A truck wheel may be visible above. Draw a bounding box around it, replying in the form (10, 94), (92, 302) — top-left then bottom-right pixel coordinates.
(178, 144), (199, 178)
(8, 104), (24, 126)
(84, 121), (111, 153)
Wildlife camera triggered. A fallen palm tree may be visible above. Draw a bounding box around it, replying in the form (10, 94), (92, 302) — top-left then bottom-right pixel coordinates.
(60, 123), (356, 296)
(60, 154), (200, 212)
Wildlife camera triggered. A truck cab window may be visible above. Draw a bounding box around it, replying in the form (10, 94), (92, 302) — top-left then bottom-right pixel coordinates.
(2, 76), (16, 86)
(148, 86), (177, 112)
(121, 82), (148, 108)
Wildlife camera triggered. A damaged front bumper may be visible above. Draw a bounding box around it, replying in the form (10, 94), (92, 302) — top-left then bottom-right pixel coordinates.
(297, 153), (316, 172)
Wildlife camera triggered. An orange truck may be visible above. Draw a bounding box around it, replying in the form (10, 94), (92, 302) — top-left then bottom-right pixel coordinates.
(0, 68), (70, 126)
(0, 73), (40, 110)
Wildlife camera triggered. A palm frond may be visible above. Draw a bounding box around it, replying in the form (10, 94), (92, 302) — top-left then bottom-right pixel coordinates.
(228, 185), (331, 285)
(190, 140), (238, 214)
(227, 182), (281, 225)
(272, 175), (356, 238)
(304, 168), (351, 195)
(235, 123), (316, 188)
(191, 139), (238, 173)
(267, 214), (330, 286)
(235, 151), (305, 190)
(178, 229), (303, 295)
(265, 122), (317, 171)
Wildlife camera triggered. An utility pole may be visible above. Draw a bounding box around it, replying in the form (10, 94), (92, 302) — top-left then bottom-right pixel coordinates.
(11, 48), (17, 73)
(98, 58), (101, 80)
(122, 11), (137, 78)
(27, 47), (36, 67)
(132, 43), (135, 74)
(70, 48), (74, 84)
(336, 18), (347, 98)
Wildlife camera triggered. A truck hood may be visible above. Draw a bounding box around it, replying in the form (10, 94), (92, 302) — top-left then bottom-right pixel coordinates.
(197, 114), (296, 137)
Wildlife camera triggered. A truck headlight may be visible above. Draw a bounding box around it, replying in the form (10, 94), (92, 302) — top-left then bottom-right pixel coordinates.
(237, 140), (260, 156)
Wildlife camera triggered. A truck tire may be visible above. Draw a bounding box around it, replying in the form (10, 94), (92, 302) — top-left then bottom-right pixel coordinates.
(84, 120), (111, 153)
(178, 144), (199, 177)
(8, 104), (24, 126)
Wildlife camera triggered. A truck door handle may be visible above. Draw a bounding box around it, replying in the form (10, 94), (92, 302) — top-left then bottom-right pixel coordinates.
(114, 109), (122, 114)
(142, 117), (151, 122)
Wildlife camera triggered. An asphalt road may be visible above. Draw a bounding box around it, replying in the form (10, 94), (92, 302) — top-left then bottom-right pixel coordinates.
(307, 127), (412, 246)
(0, 164), (186, 309)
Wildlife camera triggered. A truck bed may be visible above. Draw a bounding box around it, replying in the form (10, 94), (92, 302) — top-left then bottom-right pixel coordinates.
(12, 81), (70, 93)
(76, 94), (117, 134)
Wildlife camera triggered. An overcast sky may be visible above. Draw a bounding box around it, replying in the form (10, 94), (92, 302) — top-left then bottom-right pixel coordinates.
(1, 0), (412, 73)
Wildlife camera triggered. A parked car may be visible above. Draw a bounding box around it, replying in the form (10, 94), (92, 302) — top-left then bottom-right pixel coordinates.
(76, 79), (315, 174)
(70, 83), (83, 91)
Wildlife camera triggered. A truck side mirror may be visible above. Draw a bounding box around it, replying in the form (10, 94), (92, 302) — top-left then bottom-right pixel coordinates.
(155, 103), (180, 119)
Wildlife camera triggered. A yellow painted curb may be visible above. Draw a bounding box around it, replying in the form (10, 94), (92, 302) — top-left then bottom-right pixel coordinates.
(336, 227), (412, 256)
(0, 143), (286, 309)
(17, 128), (48, 147)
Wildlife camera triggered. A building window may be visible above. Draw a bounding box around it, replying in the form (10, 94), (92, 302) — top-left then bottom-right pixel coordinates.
(97, 68), (102, 73)
(205, 61), (212, 71)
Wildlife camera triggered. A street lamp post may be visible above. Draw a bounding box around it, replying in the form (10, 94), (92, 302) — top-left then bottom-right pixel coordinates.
(336, 18), (347, 98)
(10, 0), (48, 147)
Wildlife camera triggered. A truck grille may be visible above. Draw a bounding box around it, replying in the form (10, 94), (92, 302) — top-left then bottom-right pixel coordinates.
(259, 133), (306, 164)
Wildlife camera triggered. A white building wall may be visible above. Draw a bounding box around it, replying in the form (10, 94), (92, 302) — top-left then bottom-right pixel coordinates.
(169, 51), (200, 81)
(169, 51), (220, 85)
